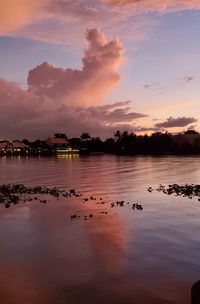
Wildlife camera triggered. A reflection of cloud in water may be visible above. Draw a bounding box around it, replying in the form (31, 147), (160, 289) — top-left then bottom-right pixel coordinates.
(0, 197), (127, 303)
(78, 195), (127, 273)
(0, 193), (192, 303)
(86, 218), (125, 272)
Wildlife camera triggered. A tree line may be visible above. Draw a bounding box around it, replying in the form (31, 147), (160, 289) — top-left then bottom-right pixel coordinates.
(22, 130), (200, 155)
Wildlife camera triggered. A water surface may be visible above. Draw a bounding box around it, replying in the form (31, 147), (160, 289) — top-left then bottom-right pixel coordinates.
(0, 155), (200, 303)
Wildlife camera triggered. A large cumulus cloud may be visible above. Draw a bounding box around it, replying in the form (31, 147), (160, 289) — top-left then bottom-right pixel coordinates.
(27, 28), (124, 106)
(0, 29), (147, 139)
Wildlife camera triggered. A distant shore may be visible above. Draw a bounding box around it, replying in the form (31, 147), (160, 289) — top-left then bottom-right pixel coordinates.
(1, 130), (200, 156)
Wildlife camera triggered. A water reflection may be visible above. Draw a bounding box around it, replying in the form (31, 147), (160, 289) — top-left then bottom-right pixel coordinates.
(56, 154), (79, 160)
(0, 156), (200, 303)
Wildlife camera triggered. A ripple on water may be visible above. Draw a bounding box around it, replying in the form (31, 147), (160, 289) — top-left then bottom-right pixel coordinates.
(0, 155), (200, 303)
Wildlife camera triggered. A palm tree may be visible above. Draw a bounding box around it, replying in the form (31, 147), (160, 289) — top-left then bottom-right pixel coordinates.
(80, 132), (91, 141)
(54, 133), (68, 140)
(122, 131), (129, 138)
(114, 130), (122, 142)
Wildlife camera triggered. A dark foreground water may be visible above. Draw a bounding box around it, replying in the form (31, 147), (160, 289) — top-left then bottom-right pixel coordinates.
(0, 155), (200, 304)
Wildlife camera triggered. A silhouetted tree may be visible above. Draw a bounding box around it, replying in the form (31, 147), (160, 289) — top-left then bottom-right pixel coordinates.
(89, 137), (104, 152)
(148, 132), (172, 154)
(114, 130), (122, 142)
(54, 133), (68, 140)
(184, 130), (199, 135)
(80, 132), (91, 141)
(22, 139), (30, 146)
(69, 138), (81, 149)
(3, 129), (200, 157)
(104, 138), (116, 153)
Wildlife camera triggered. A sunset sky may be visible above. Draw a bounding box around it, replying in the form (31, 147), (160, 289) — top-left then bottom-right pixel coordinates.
(0, 0), (200, 139)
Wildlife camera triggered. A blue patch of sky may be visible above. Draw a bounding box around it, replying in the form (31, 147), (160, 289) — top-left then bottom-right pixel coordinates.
(124, 10), (200, 86)
(107, 10), (200, 108)
(0, 36), (82, 87)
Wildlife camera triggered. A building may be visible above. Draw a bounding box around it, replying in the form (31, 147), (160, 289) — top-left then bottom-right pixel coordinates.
(47, 137), (79, 154)
(0, 140), (29, 155)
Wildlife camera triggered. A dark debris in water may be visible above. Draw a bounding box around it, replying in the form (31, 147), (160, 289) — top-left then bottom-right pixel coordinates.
(132, 203), (143, 210)
(0, 184), (144, 222)
(148, 184), (200, 201)
(70, 198), (144, 222)
(0, 184), (81, 208)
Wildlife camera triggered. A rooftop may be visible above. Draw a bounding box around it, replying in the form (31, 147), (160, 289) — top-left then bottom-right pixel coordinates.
(47, 137), (68, 145)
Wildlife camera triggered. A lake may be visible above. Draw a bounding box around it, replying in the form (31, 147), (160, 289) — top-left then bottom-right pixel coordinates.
(0, 155), (200, 304)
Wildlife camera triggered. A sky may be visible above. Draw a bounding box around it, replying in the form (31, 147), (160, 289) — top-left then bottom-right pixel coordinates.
(0, 0), (200, 139)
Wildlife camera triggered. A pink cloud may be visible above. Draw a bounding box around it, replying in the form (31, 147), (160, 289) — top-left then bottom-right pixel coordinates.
(27, 28), (124, 106)
(0, 28), (147, 139)
(0, 77), (146, 138)
(0, 0), (48, 34)
(155, 116), (198, 128)
(79, 101), (147, 125)
(0, 0), (156, 45)
(102, 0), (200, 12)
(1, 0), (200, 46)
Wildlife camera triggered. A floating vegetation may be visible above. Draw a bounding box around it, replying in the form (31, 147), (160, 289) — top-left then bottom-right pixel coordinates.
(132, 203), (143, 210)
(70, 198), (143, 221)
(0, 184), (81, 208)
(148, 184), (200, 200)
(0, 184), (144, 222)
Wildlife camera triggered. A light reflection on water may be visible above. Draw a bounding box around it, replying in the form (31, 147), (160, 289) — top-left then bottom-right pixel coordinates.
(0, 155), (200, 303)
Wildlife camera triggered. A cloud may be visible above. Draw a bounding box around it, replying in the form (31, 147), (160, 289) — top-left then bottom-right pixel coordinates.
(0, 29), (146, 139)
(46, 0), (105, 22)
(155, 116), (198, 129)
(102, 0), (200, 13)
(183, 75), (195, 82)
(143, 83), (159, 89)
(1, 0), (199, 46)
(0, 0), (48, 34)
(27, 28), (124, 106)
(177, 75), (196, 87)
(77, 101), (147, 125)
(0, 0), (157, 45)
(187, 124), (197, 131)
(0, 79), (146, 138)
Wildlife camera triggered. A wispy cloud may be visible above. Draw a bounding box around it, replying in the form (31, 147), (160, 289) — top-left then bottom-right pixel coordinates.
(1, 0), (200, 45)
(103, 0), (200, 13)
(0, 0), (156, 45)
(143, 82), (159, 89)
(155, 116), (198, 128)
(0, 0), (48, 34)
(76, 101), (147, 125)
(183, 75), (195, 82)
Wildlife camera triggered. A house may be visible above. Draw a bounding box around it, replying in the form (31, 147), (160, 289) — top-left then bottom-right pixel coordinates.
(47, 137), (68, 150)
(0, 140), (29, 155)
(0, 141), (9, 154)
(47, 137), (79, 154)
